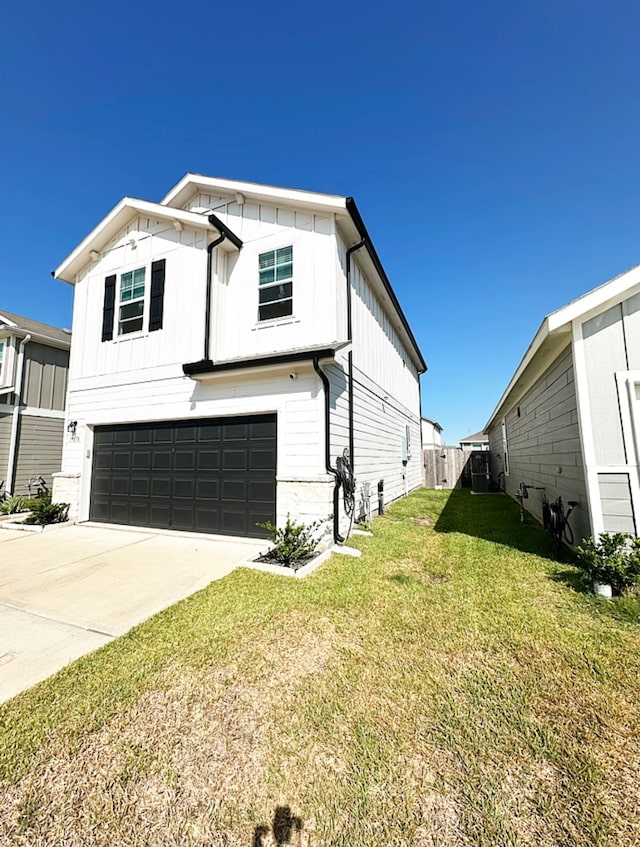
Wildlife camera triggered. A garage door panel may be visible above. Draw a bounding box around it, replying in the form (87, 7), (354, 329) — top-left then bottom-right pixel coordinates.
(198, 450), (220, 470)
(251, 420), (277, 440)
(249, 480), (275, 503)
(175, 450), (196, 471)
(90, 414), (276, 538)
(197, 478), (220, 500)
(223, 450), (247, 471)
(151, 477), (171, 498)
(221, 478), (246, 501)
(152, 451), (172, 471)
(112, 476), (130, 496)
(113, 452), (131, 471)
(223, 423), (248, 440)
(131, 477), (150, 497)
(132, 451), (151, 470)
(250, 448), (276, 470)
(173, 478), (195, 499)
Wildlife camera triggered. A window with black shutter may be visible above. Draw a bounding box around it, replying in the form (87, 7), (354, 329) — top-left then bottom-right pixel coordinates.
(149, 259), (166, 332)
(102, 275), (116, 341)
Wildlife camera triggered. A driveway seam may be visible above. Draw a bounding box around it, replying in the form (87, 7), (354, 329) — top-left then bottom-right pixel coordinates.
(0, 601), (116, 638)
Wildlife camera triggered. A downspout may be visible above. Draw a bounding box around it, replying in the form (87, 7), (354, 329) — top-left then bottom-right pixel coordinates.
(203, 216), (227, 361)
(345, 238), (366, 472)
(313, 355), (344, 544)
(6, 334), (31, 494)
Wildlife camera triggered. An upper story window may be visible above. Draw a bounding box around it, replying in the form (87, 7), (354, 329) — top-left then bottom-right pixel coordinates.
(0, 340), (4, 378)
(258, 246), (293, 321)
(119, 267), (146, 335)
(101, 259), (165, 342)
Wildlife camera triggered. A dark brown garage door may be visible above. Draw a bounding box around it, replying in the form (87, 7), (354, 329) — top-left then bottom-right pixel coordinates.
(90, 414), (276, 538)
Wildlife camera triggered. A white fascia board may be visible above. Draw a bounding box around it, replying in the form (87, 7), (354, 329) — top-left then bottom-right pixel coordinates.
(161, 173), (348, 214)
(53, 198), (230, 284)
(0, 314), (18, 328)
(547, 263), (640, 332)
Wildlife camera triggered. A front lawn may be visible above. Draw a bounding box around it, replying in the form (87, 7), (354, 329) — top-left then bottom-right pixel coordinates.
(1, 489), (639, 846)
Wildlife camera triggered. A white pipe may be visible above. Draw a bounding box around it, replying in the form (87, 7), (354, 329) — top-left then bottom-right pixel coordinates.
(6, 334), (31, 494)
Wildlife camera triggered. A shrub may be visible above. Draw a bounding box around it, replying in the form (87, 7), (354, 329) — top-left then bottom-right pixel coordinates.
(0, 495), (28, 515)
(24, 492), (70, 526)
(576, 532), (640, 595)
(257, 514), (325, 570)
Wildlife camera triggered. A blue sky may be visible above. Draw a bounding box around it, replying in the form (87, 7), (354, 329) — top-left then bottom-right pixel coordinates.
(1, 0), (639, 442)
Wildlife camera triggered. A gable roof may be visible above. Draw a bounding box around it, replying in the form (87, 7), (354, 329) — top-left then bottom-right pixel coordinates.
(485, 262), (640, 431)
(53, 174), (427, 374)
(421, 416), (443, 432)
(460, 431), (488, 443)
(0, 309), (71, 347)
(52, 199), (242, 285)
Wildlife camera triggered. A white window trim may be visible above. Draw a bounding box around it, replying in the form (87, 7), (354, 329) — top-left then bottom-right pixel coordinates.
(501, 419), (509, 476)
(258, 245), (294, 323)
(117, 265), (148, 337)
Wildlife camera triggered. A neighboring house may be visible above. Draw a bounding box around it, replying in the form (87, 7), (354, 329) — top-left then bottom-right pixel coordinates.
(421, 417), (443, 450)
(459, 431), (489, 451)
(52, 174), (427, 541)
(0, 311), (70, 496)
(486, 264), (640, 544)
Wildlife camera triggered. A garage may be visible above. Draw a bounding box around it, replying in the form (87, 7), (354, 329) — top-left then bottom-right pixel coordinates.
(89, 414), (277, 538)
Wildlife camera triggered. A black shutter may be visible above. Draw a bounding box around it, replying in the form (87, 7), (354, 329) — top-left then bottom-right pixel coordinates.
(102, 275), (116, 341)
(149, 259), (166, 332)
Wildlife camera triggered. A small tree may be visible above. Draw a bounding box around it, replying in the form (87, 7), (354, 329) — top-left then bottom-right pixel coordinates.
(576, 533), (640, 596)
(257, 514), (324, 570)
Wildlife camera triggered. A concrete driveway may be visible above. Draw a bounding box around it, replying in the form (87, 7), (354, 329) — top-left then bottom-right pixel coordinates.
(0, 524), (264, 703)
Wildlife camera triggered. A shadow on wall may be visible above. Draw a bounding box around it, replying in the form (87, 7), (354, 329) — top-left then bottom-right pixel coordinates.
(433, 489), (563, 562)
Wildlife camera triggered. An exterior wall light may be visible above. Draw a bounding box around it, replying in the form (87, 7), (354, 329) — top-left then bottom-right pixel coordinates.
(67, 420), (78, 435)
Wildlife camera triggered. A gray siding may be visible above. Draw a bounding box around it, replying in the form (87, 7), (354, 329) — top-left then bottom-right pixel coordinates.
(22, 342), (69, 411)
(488, 345), (591, 544)
(13, 415), (64, 496)
(0, 412), (11, 488)
(598, 473), (636, 534)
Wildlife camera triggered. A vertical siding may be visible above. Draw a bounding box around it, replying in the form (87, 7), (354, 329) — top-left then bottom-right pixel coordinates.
(488, 345), (591, 543)
(22, 342), (69, 411)
(598, 473), (636, 534)
(14, 415), (64, 495)
(582, 304), (627, 465)
(0, 412), (11, 487)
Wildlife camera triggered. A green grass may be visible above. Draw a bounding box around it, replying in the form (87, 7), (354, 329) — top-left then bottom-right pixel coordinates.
(1, 489), (639, 846)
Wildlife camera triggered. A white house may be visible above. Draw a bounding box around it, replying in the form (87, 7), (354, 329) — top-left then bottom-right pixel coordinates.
(486, 263), (640, 544)
(421, 417), (443, 450)
(52, 174), (426, 542)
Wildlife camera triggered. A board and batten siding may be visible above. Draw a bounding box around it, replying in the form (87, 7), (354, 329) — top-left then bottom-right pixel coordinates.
(578, 293), (640, 535)
(13, 415), (64, 495)
(488, 345), (591, 544)
(23, 342), (69, 411)
(0, 411), (11, 488)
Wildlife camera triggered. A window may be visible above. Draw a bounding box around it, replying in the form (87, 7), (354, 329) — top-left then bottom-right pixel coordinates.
(118, 267), (146, 335)
(0, 340), (4, 376)
(258, 246), (293, 321)
(501, 420), (509, 475)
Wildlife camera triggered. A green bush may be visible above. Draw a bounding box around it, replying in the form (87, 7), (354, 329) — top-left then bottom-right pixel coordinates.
(576, 532), (640, 595)
(24, 492), (70, 526)
(257, 514), (325, 570)
(0, 495), (28, 515)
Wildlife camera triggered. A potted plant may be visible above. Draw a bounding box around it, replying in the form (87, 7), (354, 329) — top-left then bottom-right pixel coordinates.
(576, 532), (640, 597)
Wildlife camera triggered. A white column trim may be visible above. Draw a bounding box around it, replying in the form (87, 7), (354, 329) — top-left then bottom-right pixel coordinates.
(572, 321), (602, 536)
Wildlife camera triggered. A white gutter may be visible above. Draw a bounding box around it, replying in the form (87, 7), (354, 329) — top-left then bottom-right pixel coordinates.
(6, 334), (31, 494)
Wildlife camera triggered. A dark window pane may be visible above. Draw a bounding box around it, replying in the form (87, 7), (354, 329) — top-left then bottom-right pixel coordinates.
(259, 299), (293, 321)
(259, 282), (292, 304)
